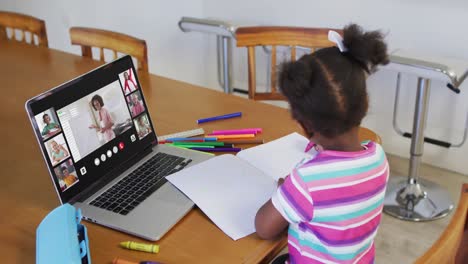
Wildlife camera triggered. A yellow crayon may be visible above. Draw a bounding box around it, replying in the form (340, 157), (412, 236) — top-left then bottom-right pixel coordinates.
(120, 241), (159, 254)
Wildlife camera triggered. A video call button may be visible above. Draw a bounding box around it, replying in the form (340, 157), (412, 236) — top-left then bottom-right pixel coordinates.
(94, 158), (100, 166)
(100, 154), (106, 162)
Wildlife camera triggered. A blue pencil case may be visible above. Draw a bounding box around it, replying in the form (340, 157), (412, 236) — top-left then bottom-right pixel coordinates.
(36, 203), (91, 264)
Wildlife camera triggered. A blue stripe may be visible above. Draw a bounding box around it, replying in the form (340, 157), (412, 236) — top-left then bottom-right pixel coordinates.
(301, 151), (385, 182)
(313, 197), (384, 222)
(289, 228), (372, 260)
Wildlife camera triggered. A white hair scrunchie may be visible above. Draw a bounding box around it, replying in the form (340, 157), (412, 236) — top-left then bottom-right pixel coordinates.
(328, 30), (348, 53)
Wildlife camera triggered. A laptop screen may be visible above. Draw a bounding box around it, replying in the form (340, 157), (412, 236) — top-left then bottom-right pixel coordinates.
(26, 56), (157, 203)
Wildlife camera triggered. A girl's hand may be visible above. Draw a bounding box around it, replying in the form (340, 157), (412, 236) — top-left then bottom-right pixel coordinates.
(315, 144), (324, 152)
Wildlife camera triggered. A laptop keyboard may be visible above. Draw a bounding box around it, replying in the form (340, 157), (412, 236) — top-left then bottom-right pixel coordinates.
(89, 152), (192, 215)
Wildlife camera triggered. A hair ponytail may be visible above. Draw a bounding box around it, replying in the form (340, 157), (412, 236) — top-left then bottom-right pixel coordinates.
(343, 24), (389, 72)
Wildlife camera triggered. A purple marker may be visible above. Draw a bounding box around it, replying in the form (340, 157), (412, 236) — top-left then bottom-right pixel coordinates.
(189, 147), (241, 152)
(197, 112), (242, 124)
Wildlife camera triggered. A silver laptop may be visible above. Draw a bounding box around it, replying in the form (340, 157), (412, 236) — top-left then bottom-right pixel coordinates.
(25, 55), (211, 240)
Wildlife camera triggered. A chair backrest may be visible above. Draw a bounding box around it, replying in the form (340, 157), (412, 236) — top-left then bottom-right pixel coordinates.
(69, 27), (148, 72)
(416, 183), (468, 264)
(359, 127), (382, 145)
(236, 26), (339, 101)
(0, 11), (48, 47)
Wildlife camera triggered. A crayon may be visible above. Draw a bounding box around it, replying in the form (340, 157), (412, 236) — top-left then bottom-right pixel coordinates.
(120, 241), (159, 254)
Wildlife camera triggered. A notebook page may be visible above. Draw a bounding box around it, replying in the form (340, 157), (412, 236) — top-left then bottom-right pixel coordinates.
(167, 154), (276, 240)
(236, 132), (311, 181)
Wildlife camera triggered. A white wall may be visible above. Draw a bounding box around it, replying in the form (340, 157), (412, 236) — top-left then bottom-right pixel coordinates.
(201, 0), (468, 176)
(2, 0), (468, 175)
(0, 0), (208, 86)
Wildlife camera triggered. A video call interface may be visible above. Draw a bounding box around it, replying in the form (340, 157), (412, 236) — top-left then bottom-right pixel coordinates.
(33, 67), (154, 196)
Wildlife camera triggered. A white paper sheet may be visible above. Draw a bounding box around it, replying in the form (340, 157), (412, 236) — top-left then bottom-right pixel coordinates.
(236, 132), (311, 180)
(167, 154), (276, 240)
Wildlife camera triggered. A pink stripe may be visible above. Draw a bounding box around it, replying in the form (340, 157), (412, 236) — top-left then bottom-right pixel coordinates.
(350, 243), (375, 264)
(316, 205), (384, 228)
(320, 142), (376, 158)
(301, 149), (377, 169)
(281, 170), (314, 220)
(305, 161), (387, 189)
(304, 214), (382, 244)
(310, 173), (388, 202)
(314, 187), (387, 209)
(289, 235), (375, 264)
(287, 243), (324, 264)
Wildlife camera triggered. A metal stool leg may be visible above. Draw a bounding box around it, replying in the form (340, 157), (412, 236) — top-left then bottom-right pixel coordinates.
(383, 78), (454, 221)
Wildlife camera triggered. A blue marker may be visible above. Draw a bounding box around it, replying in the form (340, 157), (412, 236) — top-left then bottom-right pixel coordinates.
(197, 112), (242, 124)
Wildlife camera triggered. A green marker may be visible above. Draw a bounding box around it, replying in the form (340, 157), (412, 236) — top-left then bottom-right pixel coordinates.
(169, 143), (215, 148)
(173, 141), (225, 146)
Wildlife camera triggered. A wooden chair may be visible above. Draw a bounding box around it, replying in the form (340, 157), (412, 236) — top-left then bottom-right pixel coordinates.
(0, 11), (48, 47)
(416, 183), (468, 264)
(236, 26), (382, 144)
(69, 27), (148, 72)
(236, 26), (339, 101)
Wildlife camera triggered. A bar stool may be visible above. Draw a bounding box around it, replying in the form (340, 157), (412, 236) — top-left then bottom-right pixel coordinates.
(383, 50), (468, 221)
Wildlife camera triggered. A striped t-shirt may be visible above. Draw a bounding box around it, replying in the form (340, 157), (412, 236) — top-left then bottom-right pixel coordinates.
(272, 141), (389, 264)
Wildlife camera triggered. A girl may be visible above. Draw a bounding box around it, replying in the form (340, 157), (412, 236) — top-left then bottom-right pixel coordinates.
(130, 92), (145, 117)
(50, 140), (69, 165)
(255, 24), (390, 264)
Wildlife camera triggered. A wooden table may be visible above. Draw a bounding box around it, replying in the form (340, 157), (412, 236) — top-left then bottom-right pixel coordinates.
(0, 42), (295, 263)
(0, 42), (380, 263)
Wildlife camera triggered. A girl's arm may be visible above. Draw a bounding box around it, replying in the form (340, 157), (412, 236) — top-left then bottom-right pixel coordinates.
(255, 199), (288, 240)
